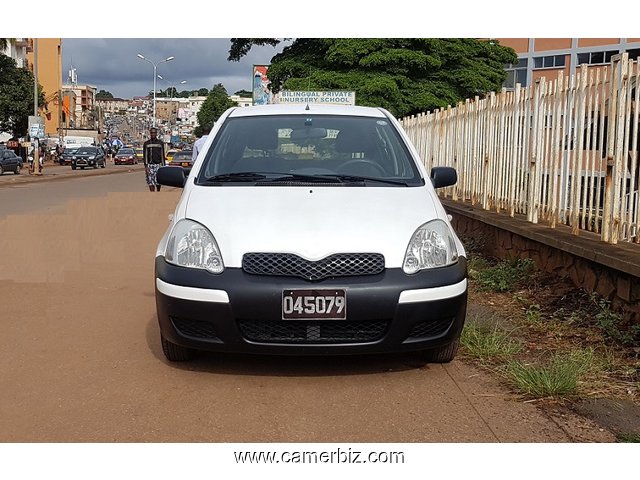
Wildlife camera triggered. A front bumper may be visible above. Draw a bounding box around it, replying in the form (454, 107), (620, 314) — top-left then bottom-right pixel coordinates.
(155, 256), (468, 355)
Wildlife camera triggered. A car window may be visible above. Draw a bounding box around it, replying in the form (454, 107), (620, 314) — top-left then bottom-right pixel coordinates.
(198, 114), (423, 186)
(118, 149), (134, 155)
(76, 147), (96, 154)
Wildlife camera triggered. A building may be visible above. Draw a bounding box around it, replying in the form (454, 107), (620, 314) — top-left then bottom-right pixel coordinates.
(1, 38), (30, 69)
(96, 98), (129, 115)
(62, 84), (97, 129)
(498, 38), (640, 89)
(229, 95), (252, 107)
(25, 38), (63, 137)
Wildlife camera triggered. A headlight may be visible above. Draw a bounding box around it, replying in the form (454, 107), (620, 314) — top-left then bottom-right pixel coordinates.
(403, 219), (458, 274)
(164, 219), (224, 274)
(88, 156), (95, 160)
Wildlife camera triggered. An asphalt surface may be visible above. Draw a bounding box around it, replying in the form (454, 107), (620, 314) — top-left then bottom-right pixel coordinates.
(0, 172), (615, 442)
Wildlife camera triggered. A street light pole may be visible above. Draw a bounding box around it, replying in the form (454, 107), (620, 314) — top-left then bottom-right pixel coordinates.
(136, 53), (174, 128)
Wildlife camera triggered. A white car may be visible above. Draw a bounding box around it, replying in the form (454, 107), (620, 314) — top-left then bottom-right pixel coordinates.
(154, 104), (467, 362)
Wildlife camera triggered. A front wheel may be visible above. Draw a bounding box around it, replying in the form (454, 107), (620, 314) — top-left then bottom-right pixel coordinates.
(420, 338), (460, 363)
(71, 165), (76, 170)
(161, 334), (195, 362)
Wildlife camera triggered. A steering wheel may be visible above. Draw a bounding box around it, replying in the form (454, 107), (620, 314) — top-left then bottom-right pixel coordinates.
(336, 159), (386, 177)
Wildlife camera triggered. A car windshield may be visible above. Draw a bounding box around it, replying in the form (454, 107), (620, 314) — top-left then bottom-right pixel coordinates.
(173, 151), (193, 160)
(76, 147), (96, 154)
(118, 149), (134, 155)
(197, 114), (423, 187)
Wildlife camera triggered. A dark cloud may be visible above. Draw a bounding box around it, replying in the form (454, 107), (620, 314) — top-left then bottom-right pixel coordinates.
(62, 38), (287, 98)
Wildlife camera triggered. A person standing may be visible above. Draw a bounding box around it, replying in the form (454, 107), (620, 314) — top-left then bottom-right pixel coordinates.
(192, 132), (209, 163)
(143, 127), (166, 192)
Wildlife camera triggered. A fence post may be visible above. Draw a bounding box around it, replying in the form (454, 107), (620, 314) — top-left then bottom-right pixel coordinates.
(602, 58), (620, 242)
(528, 77), (545, 223)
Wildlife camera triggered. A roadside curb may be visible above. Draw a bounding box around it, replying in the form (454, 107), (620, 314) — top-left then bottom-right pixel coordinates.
(0, 164), (147, 188)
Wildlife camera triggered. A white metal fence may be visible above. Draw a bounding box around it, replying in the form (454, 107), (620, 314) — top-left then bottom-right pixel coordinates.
(401, 53), (640, 245)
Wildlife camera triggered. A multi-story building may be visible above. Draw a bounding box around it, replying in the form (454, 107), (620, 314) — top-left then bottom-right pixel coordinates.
(26, 38), (63, 137)
(62, 84), (97, 128)
(229, 95), (252, 107)
(498, 38), (640, 89)
(2, 38), (30, 68)
(96, 98), (129, 115)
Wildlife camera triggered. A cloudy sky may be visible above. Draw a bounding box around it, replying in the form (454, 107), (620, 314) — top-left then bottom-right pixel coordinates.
(61, 39), (287, 100)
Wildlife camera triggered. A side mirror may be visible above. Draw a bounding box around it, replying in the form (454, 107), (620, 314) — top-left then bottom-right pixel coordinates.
(157, 166), (186, 188)
(430, 166), (457, 188)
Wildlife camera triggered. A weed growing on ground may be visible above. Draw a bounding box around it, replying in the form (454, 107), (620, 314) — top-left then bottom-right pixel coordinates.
(594, 297), (640, 347)
(460, 322), (522, 362)
(616, 432), (640, 442)
(475, 258), (535, 293)
(506, 349), (595, 398)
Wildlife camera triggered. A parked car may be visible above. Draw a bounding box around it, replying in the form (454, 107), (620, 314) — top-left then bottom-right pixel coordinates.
(135, 148), (144, 161)
(0, 149), (23, 175)
(154, 104), (468, 363)
(169, 150), (194, 169)
(71, 146), (106, 170)
(59, 147), (79, 165)
(114, 148), (138, 165)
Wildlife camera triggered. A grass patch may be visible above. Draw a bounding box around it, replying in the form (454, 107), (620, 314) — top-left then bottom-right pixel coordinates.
(616, 432), (640, 443)
(460, 322), (522, 362)
(506, 349), (595, 398)
(475, 258), (535, 293)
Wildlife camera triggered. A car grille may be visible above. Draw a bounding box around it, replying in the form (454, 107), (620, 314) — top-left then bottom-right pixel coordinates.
(238, 319), (388, 344)
(242, 253), (385, 281)
(406, 318), (454, 340)
(171, 317), (220, 340)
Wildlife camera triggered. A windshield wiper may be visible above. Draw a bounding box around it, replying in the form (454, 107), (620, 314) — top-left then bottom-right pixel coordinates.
(256, 173), (342, 184)
(331, 175), (409, 186)
(201, 172), (268, 183)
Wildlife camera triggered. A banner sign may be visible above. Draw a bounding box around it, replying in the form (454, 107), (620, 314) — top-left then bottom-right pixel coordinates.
(253, 65), (272, 105)
(277, 91), (356, 105)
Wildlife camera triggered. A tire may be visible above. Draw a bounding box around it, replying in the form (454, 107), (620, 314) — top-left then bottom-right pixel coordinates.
(14, 164), (21, 175)
(71, 165), (76, 170)
(421, 338), (460, 363)
(0, 164), (4, 175)
(161, 334), (195, 362)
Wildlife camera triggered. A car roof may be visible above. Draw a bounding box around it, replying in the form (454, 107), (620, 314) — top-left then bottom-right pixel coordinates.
(228, 104), (387, 118)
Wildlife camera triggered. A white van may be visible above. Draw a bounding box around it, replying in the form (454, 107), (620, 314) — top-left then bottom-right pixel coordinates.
(154, 104), (467, 362)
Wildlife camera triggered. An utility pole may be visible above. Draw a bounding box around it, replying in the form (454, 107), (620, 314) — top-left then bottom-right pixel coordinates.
(32, 39), (41, 175)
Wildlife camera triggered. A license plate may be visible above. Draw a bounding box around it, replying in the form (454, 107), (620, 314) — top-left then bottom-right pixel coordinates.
(282, 289), (346, 320)
(181, 162), (190, 167)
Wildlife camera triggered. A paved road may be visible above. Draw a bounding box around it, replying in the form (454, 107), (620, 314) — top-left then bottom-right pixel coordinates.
(0, 174), (614, 442)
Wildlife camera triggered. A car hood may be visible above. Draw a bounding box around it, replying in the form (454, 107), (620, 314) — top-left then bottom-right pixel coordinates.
(181, 185), (440, 268)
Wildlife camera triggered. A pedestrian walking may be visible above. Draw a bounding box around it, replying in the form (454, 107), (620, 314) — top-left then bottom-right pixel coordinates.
(143, 127), (166, 192)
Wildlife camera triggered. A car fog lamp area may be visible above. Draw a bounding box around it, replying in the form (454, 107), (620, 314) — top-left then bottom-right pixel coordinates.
(164, 219), (224, 274)
(403, 219), (458, 274)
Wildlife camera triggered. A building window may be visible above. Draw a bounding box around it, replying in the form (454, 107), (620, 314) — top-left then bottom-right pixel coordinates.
(533, 55), (566, 69)
(504, 58), (528, 88)
(576, 50), (618, 65)
(626, 48), (640, 60)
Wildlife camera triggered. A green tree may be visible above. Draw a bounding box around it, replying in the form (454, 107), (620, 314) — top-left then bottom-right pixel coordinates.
(0, 54), (45, 136)
(194, 83), (236, 136)
(96, 89), (114, 100)
(233, 89), (252, 98)
(197, 87), (209, 97)
(228, 38), (517, 117)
